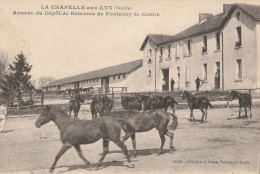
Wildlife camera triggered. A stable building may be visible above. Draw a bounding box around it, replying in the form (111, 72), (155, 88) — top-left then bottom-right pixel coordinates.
(140, 3), (260, 91)
(43, 59), (143, 93)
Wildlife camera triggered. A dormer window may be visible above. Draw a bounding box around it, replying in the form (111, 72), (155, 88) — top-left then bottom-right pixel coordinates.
(148, 49), (152, 63)
(202, 35), (207, 53)
(215, 32), (220, 50)
(235, 26), (242, 47)
(236, 11), (240, 20)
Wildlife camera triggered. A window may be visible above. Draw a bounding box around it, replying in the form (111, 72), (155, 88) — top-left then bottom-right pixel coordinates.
(123, 74), (125, 78)
(236, 27), (241, 47)
(176, 42), (180, 58)
(113, 76), (115, 80)
(148, 49), (152, 63)
(185, 66), (190, 82)
(97, 78), (99, 82)
(236, 59), (242, 80)
(118, 75), (120, 79)
(202, 35), (207, 53)
(160, 47), (163, 57)
(203, 64), (207, 81)
(184, 40), (191, 56)
(168, 45), (171, 56)
(215, 32), (220, 50)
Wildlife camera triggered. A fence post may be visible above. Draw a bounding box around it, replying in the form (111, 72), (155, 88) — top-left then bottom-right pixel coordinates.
(249, 89), (251, 96)
(122, 87), (123, 94)
(112, 92), (114, 100)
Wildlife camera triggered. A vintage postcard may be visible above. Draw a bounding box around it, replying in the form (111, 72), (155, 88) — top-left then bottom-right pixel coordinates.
(0, 0), (259, 174)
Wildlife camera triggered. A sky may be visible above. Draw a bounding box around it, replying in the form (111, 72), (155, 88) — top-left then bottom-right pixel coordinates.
(0, 0), (260, 85)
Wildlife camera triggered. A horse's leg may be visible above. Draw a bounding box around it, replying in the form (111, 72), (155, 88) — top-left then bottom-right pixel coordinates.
(205, 108), (208, 123)
(158, 132), (166, 155)
(122, 132), (132, 143)
(244, 106), (248, 119)
(99, 139), (109, 164)
(114, 141), (132, 165)
(165, 130), (175, 151)
(190, 109), (194, 122)
(50, 144), (71, 173)
(200, 108), (205, 123)
(74, 145), (90, 165)
(171, 104), (175, 116)
(249, 103), (252, 118)
(130, 134), (137, 158)
(238, 106), (241, 119)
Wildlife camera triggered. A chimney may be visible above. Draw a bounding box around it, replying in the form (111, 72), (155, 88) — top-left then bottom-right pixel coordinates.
(223, 4), (232, 14)
(199, 13), (213, 22)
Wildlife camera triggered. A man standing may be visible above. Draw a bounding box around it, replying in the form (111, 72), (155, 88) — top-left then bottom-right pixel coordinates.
(170, 78), (175, 92)
(195, 77), (203, 91)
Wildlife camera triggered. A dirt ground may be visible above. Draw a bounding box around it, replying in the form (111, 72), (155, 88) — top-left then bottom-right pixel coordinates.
(0, 107), (259, 174)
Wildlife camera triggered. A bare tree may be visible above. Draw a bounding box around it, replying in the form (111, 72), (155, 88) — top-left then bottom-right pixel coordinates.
(38, 76), (55, 88)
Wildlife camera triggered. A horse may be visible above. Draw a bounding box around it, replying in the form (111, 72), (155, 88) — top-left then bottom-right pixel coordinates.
(137, 94), (150, 111)
(229, 90), (252, 119)
(35, 105), (132, 173)
(147, 95), (162, 110)
(161, 96), (178, 115)
(90, 95), (113, 119)
(69, 94), (85, 117)
(90, 95), (104, 119)
(182, 91), (212, 123)
(121, 96), (142, 111)
(103, 109), (178, 157)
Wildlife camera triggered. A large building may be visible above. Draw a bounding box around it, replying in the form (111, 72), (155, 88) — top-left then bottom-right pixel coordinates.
(43, 59), (143, 93)
(140, 3), (260, 91)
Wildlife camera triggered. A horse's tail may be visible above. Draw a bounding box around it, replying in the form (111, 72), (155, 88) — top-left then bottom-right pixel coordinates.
(168, 113), (178, 131)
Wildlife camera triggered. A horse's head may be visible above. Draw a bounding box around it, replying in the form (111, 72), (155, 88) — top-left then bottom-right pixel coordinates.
(35, 105), (53, 128)
(229, 90), (238, 101)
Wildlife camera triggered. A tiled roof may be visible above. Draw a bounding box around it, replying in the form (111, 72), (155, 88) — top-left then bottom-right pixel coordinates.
(142, 3), (260, 46)
(161, 13), (225, 44)
(236, 3), (260, 20)
(140, 34), (173, 51)
(44, 59), (143, 87)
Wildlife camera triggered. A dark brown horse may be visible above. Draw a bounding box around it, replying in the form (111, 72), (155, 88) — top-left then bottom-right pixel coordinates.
(90, 95), (113, 119)
(147, 95), (162, 110)
(35, 105), (132, 173)
(182, 91), (212, 123)
(137, 94), (150, 111)
(103, 109), (178, 157)
(69, 94), (85, 117)
(161, 96), (178, 115)
(229, 90), (252, 119)
(121, 96), (142, 111)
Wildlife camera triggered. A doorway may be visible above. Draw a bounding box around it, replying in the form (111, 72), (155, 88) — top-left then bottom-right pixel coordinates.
(101, 77), (109, 93)
(162, 69), (169, 91)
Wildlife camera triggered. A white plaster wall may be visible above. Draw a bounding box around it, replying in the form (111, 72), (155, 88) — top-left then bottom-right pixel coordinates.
(222, 8), (257, 90)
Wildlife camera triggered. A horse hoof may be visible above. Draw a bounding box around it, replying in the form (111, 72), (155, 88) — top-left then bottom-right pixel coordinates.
(49, 168), (54, 173)
(128, 162), (135, 168)
(133, 154), (137, 158)
(170, 147), (177, 152)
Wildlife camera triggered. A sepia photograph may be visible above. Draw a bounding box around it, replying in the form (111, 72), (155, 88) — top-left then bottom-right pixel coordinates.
(0, 0), (260, 173)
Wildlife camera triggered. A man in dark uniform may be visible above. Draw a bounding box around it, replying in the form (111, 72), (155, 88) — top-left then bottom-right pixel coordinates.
(170, 78), (175, 92)
(195, 77), (203, 91)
